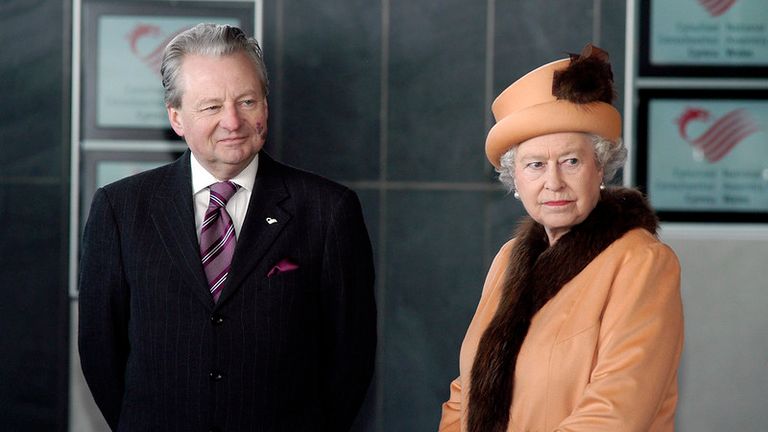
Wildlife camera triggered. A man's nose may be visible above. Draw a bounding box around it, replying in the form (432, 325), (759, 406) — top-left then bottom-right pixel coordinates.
(219, 104), (242, 131)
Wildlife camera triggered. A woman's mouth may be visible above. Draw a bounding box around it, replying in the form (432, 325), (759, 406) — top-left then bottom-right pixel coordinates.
(543, 200), (572, 207)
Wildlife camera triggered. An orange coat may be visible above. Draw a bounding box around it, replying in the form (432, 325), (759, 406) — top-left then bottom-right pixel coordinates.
(439, 228), (683, 431)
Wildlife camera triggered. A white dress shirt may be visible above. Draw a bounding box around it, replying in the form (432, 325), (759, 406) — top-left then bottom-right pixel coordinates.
(191, 153), (259, 240)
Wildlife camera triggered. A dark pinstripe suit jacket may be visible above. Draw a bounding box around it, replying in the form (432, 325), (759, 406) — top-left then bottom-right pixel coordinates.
(78, 151), (376, 432)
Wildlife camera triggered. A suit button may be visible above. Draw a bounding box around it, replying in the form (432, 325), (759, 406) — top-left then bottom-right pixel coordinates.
(209, 371), (223, 381)
(211, 314), (225, 325)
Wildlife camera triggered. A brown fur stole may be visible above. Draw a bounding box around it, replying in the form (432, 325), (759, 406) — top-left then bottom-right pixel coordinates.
(467, 188), (658, 432)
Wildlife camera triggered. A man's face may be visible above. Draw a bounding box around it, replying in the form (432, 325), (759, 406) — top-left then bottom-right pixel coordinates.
(167, 52), (268, 179)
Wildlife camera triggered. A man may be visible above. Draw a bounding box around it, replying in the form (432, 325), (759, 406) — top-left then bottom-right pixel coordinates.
(78, 23), (376, 431)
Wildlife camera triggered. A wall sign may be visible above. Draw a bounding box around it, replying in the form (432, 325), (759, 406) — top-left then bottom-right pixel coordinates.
(82, 1), (256, 140)
(639, 0), (768, 77)
(635, 89), (768, 222)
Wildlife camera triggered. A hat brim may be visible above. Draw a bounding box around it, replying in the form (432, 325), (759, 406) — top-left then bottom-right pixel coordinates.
(485, 100), (621, 169)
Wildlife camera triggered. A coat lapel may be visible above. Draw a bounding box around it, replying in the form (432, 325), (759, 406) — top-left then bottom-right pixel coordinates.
(150, 152), (214, 310)
(217, 153), (292, 305)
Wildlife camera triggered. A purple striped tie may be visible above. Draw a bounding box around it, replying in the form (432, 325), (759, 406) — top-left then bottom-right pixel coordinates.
(200, 181), (239, 302)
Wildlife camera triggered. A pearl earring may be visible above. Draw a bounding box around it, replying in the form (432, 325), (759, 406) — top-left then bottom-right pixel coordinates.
(513, 190), (520, 199)
(600, 182), (606, 190)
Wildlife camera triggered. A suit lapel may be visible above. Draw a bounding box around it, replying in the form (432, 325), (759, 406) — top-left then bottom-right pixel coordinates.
(150, 152), (214, 310)
(218, 153), (292, 305)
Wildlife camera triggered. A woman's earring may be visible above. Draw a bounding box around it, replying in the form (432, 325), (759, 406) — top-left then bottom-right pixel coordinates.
(513, 190), (520, 199)
(599, 182), (606, 190)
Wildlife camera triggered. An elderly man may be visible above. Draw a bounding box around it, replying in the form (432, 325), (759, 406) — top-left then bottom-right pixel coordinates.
(79, 23), (376, 431)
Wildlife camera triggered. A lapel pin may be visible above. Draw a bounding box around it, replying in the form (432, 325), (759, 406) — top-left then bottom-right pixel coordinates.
(266, 217), (278, 225)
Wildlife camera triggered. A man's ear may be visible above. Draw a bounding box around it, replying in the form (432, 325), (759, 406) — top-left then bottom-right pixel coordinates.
(167, 106), (184, 137)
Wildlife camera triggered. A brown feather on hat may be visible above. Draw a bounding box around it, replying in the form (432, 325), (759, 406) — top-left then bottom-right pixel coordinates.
(485, 43), (622, 169)
(552, 44), (616, 104)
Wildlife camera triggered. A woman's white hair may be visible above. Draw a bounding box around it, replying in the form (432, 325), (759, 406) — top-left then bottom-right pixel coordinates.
(496, 133), (627, 192)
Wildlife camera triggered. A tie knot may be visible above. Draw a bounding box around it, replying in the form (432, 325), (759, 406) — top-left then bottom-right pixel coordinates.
(208, 181), (239, 208)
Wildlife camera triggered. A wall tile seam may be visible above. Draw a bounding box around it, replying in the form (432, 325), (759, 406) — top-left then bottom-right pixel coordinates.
(376, 1), (390, 431)
(343, 181), (504, 191)
(484, 0), (497, 269)
(0, 177), (64, 184)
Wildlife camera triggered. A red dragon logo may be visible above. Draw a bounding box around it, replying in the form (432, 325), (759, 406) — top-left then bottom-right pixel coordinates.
(697, 0), (738, 17)
(676, 107), (760, 163)
(126, 25), (186, 76)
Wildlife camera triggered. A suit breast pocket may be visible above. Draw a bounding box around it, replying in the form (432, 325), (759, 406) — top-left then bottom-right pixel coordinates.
(263, 268), (300, 291)
(254, 268), (320, 324)
(261, 265), (308, 290)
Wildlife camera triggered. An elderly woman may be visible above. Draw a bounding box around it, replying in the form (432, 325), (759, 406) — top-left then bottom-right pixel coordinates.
(439, 45), (684, 432)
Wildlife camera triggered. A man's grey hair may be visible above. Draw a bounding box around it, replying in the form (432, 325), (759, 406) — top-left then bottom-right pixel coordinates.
(161, 23), (269, 108)
(496, 133), (628, 192)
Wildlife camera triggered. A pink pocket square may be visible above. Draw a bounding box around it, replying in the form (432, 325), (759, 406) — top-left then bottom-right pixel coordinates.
(267, 258), (299, 278)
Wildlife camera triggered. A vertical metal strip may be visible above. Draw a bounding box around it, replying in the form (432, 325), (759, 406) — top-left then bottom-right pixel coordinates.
(68, 0), (82, 298)
(624, 0), (637, 186)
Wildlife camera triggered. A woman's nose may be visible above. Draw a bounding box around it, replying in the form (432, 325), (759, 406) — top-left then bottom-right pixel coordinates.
(544, 165), (564, 191)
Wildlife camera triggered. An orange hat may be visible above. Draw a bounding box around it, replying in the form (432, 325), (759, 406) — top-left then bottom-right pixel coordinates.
(485, 44), (622, 169)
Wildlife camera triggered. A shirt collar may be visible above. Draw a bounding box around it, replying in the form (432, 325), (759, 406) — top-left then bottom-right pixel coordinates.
(190, 152), (259, 195)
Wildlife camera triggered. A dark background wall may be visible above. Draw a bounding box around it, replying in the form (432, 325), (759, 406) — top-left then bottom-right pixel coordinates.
(0, 0), (72, 431)
(0, 1), (624, 431)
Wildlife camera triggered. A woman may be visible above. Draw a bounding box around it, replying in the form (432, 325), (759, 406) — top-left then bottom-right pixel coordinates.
(439, 44), (684, 431)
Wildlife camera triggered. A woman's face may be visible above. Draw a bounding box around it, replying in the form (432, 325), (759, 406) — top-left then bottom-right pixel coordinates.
(514, 132), (603, 245)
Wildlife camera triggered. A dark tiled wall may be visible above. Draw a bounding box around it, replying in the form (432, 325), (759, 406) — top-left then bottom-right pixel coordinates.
(262, 1), (626, 431)
(276, 0), (382, 180)
(0, 0), (71, 430)
(387, 0), (488, 182)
